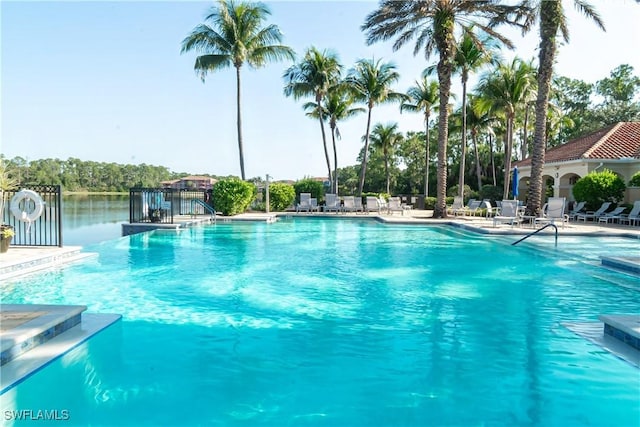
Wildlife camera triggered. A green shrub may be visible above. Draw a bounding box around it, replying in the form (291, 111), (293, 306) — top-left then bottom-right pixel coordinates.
(447, 184), (478, 202)
(572, 169), (626, 210)
(479, 185), (503, 204)
(293, 178), (325, 203)
(424, 197), (437, 210)
(267, 182), (295, 211)
(212, 178), (255, 216)
(629, 171), (640, 187)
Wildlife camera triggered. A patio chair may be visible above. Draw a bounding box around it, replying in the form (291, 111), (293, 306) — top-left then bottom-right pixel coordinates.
(324, 193), (341, 213)
(387, 197), (405, 215)
(575, 202), (611, 222)
(310, 198), (321, 213)
(534, 197), (569, 228)
(493, 200), (521, 227)
(342, 196), (357, 214)
(447, 196), (465, 216)
(296, 193), (312, 213)
(365, 196), (381, 214)
(482, 200), (497, 218)
(568, 201), (586, 221)
(618, 201), (640, 226)
(463, 199), (483, 216)
(354, 197), (364, 214)
(597, 206), (626, 224)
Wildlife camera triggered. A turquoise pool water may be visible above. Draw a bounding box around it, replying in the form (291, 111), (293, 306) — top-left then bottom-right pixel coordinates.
(1, 219), (639, 426)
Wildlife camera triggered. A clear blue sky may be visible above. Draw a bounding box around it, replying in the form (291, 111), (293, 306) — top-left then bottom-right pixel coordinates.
(2, 0), (639, 182)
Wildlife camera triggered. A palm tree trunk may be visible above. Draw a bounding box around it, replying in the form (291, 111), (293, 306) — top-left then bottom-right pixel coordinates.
(357, 106), (373, 196)
(236, 66), (246, 180)
(472, 130), (482, 190)
(434, 63), (452, 219)
(489, 133), (496, 186)
(316, 101), (332, 187)
(458, 76), (468, 198)
(331, 125), (339, 194)
(526, 1), (560, 216)
(503, 117), (514, 200)
(522, 102), (530, 160)
(424, 112), (430, 198)
(384, 148), (390, 194)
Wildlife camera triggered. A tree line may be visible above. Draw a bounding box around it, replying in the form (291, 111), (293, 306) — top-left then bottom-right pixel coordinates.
(180, 0), (640, 218)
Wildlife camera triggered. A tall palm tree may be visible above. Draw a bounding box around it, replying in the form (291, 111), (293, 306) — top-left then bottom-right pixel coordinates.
(369, 122), (403, 194)
(467, 94), (498, 190)
(303, 87), (365, 193)
(284, 48), (342, 185)
(522, 0), (605, 215)
(181, 0), (294, 180)
(346, 58), (404, 196)
(362, 0), (525, 218)
(400, 77), (439, 198)
(452, 29), (501, 198)
(476, 58), (536, 199)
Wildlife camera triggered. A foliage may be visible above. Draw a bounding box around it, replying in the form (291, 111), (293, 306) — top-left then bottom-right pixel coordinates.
(181, 0), (294, 180)
(478, 185), (503, 204)
(447, 184), (476, 201)
(267, 182), (295, 211)
(572, 170), (626, 210)
(293, 178), (325, 203)
(424, 197), (437, 210)
(0, 225), (14, 239)
(629, 171), (640, 187)
(0, 160), (19, 224)
(211, 178), (255, 216)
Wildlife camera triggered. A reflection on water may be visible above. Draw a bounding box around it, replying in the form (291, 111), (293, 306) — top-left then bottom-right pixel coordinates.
(63, 195), (129, 246)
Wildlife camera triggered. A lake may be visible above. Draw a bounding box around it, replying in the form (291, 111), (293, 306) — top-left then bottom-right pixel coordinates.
(63, 194), (129, 246)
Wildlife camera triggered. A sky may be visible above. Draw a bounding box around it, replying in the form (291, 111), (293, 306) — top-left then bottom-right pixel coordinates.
(2, 0), (639, 182)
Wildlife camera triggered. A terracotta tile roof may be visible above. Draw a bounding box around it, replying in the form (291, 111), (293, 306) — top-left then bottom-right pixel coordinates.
(516, 122), (640, 166)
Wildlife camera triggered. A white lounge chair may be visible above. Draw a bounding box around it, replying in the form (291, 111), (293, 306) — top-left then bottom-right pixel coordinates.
(597, 206), (626, 224)
(534, 197), (569, 228)
(296, 193), (312, 213)
(463, 200), (483, 216)
(309, 198), (321, 213)
(493, 200), (521, 227)
(354, 197), (364, 214)
(342, 196), (357, 213)
(365, 196), (381, 214)
(324, 193), (341, 213)
(568, 201), (586, 221)
(618, 201), (640, 226)
(448, 196), (465, 216)
(575, 202), (611, 222)
(387, 197), (407, 215)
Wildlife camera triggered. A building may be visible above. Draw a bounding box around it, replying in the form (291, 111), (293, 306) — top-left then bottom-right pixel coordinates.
(514, 122), (640, 203)
(161, 175), (217, 190)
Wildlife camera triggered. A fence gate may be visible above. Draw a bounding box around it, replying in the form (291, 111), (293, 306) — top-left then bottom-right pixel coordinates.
(2, 185), (63, 247)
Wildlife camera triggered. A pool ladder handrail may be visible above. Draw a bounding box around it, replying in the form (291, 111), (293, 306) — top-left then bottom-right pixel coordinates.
(191, 199), (217, 223)
(512, 223), (558, 247)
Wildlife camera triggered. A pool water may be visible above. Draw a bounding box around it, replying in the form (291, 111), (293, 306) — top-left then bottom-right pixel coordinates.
(1, 219), (639, 426)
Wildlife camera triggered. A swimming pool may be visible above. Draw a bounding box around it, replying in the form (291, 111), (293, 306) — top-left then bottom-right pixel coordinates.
(2, 219), (639, 426)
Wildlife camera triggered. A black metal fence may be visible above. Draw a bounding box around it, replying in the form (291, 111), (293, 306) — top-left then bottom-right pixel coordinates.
(2, 185), (63, 247)
(129, 188), (213, 224)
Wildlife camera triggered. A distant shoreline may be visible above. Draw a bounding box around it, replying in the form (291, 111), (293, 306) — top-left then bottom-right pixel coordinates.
(64, 191), (128, 196)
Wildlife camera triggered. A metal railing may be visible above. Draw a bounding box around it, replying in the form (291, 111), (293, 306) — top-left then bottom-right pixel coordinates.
(129, 188), (213, 224)
(2, 185), (63, 247)
(512, 223), (558, 247)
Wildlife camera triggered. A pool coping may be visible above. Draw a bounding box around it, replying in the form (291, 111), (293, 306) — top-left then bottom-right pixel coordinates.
(0, 311), (121, 394)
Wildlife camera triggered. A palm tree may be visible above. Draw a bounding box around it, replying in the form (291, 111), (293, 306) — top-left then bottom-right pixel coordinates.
(362, 1), (525, 218)
(467, 94), (498, 190)
(368, 123), (403, 194)
(522, 0), (605, 216)
(452, 29), (501, 199)
(476, 58), (536, 199)
(181, 0), (295, 180)
(284, 48), (342, 186)
(346, 58), (404, 196)
(303, 86), (365, 193)
(400, 77), (439, 198)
